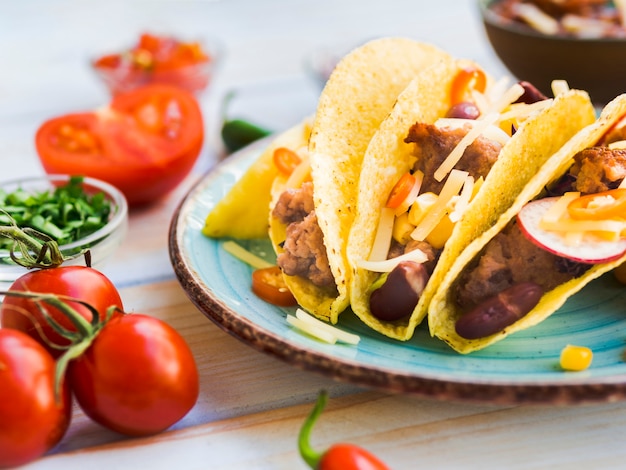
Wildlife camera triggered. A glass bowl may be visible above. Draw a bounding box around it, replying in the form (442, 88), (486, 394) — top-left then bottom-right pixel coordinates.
(92, 34), (222, 96)
(0, 174), (128, 283)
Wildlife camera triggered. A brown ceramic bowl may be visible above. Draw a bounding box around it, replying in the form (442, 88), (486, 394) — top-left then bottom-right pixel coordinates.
(478, 0), (626, 104)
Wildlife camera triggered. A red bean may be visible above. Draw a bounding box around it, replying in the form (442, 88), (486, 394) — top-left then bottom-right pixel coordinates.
(445, 101), (480, 120)
(369, 261), (429, 321)
(455, 282), (544, 339)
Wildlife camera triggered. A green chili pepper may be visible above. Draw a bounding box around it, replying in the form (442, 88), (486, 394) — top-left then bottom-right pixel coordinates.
(220, 90), (272, 153)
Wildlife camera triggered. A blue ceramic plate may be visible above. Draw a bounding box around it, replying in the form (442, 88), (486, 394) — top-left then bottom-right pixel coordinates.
(169, 140), (626, 404)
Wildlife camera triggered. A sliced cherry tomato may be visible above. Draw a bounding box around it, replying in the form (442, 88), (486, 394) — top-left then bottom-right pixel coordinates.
(273, 147), (302, 175)
(68, 313), (199, 436)
(0, 329), (72, 468)
(0, 266), (123, 358)
(35, 84), (204, 206)
(567, 189), (626, 220)
(252, 266), (298, 306)
(385, 172), (416, 209)
(450, 66), (487, 105)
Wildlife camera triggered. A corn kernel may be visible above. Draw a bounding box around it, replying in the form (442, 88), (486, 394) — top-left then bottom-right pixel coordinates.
(560, 344), (593, 371)
(392, 212), (414, 245)
(408, 192), (438, 226)
(425, 214), (455, 250)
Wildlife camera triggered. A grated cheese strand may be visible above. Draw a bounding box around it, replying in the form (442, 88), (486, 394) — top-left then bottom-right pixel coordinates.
(222, 241), (274, 269)
(295, 309), (360, 344)
(434, 113), (500, 182)
(541, 192), (580, 224)
(449, 175), (475, 223)
(368, 207), (396, 262)
(412, 169), (468, 241)
(286, 315), (337, 344)
(356, 247), (429, 273)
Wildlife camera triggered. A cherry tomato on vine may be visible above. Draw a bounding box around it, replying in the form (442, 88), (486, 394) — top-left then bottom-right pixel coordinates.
(0, 266), (123, 358)
(252, 266), (298, 306)
(0, 329), (72, 468)
(68, 313), (199, 436)
(35, 84), (204, 206)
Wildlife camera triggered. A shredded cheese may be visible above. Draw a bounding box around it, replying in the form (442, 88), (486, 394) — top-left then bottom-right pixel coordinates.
(286, 309), (360, 345)
(412, 169), (468, 241)
(486, 83), (526, 115)
(355, 248), (429, 273)
(551, 79), (570, 96)
(609, 140), (626, 150)
(541, 192), (580, 224)
(434, 114), (500, 182)
(449, 175), (475, 223)
(539, 218), (626, 240)
(368, 207), (395, 262)
(498, 99), (552, 122)
(222, 241), (274, 269)
(512, 2), (560, 35)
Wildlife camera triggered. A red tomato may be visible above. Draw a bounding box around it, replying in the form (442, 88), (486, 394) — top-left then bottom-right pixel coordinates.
(0, 266), (123, 358)
(0, 329), (72, 468)
(35, 84), (204, 206)
(320, 444), (390, 470)
(252, 266), (298, 306)
(68, 314), (199, 436)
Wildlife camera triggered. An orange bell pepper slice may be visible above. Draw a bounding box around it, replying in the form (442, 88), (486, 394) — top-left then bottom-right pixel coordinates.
(450, 67), (487, 105)
(567, 188), (626, 220)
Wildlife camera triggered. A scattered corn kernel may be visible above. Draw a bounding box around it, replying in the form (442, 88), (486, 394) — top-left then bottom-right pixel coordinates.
(560, 344), (593, 371)
(425, 214), (455, 250)
(392, 212), (414, 245)
(408, 192), (438, 226)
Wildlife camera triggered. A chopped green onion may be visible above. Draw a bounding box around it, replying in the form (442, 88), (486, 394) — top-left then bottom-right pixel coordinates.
(0, 176), (111, 250)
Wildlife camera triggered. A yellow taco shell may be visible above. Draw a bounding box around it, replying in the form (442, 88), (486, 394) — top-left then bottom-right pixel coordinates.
(348, 61), (596, 340)
(270, 38), (452, 323)
(429, 94), (626, 354)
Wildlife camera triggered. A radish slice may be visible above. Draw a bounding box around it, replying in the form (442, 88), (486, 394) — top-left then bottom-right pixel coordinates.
(517, 197), (626, 264)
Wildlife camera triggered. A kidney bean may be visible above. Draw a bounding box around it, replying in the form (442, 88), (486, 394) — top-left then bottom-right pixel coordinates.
(369, 261), (429, 322)
(445, 101), (480, 120)
(514, 81), (548, 105)
(455, 282), (544, 339)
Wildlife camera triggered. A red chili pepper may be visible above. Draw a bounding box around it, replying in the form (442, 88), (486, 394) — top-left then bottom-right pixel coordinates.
(298, 390), (390, 470)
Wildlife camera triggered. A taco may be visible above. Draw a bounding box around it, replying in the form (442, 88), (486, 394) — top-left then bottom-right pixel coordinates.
(429, 94), (626, 354)
(346, 59), (596, 341)
(268, 38), (452, 323)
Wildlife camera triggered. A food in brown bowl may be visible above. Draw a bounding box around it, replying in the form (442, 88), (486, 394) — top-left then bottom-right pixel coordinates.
(478, 0), (626, 104)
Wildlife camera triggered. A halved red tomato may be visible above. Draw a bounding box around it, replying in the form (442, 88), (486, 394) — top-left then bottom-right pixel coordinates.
(35, 84), (204, 206)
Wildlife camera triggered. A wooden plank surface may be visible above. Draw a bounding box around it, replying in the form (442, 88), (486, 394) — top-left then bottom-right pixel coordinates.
(4, 1), (626, 468)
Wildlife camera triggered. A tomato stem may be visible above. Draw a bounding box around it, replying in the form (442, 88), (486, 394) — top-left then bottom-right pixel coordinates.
(0, 211), (85, 269)
(298, 390), (328, 469)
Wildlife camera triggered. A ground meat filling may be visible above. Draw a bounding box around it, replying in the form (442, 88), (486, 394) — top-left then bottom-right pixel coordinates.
(405, 122), (503, 194)
(454, 220), (586, 309)
(272, 182), (336, 290)
(454, 145), (626, 309)
(569, 147), (626, 193)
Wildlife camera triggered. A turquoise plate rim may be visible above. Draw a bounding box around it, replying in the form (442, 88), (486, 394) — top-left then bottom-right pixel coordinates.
(169, 138), (626, 405)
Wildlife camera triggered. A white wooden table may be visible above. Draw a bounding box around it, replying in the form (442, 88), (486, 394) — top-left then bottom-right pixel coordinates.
(3, 1), (626, 468)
